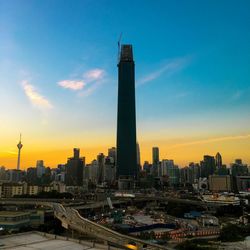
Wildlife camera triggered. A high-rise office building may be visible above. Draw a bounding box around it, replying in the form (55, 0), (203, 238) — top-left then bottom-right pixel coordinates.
(105, 148), (116, 184)
(180, 163), (200, 186)
(143, 161), (151, 173)
(108, 147), (116, 164)
(65, 148), (85, 186)
(73, 148), (80, 159)
(6, 169), (23, 183)
(188, 162), (200, 184)
(215, 152), (222, 168)
(0, 167), (7, 181)
(161, 159), (179, 186)
(152, 147), (159, 165)
(152, 147), (159, 177)
(104, 156), (116, 184)
(116, 45), (137, 181)
(201, 155), (216, 178)
(180, 167), (189, 185)
(235, 159), (242, 165)
(97, 153), (105, 184)
(89, 160), (98, 184)
(36, 160), (45, 178)
(83, 164), (90, 180)
(26, 167), (37, 184)
(231, 159), (248, 176)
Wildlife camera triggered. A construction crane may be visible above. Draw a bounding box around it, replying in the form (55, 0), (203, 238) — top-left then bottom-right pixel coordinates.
(117, 32), (122, 63)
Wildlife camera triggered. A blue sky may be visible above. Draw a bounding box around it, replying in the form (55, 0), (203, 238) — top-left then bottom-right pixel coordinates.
(0, 0), (250, 167)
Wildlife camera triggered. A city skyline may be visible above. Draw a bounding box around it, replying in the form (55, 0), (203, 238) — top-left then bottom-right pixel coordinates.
(1, 138), (249, 170)
(1, 1), (250, 169)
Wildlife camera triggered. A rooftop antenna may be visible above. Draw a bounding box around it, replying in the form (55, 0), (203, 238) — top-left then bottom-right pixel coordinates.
(117, 33), (122, 64)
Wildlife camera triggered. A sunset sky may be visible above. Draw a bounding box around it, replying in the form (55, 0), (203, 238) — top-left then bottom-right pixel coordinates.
(1, 0), (250, 169)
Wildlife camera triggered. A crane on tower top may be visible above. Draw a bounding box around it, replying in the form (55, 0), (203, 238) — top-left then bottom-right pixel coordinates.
(117, 33), (122, 63)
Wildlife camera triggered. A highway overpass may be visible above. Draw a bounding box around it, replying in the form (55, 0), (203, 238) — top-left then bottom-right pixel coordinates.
(0, 199), (172, 250)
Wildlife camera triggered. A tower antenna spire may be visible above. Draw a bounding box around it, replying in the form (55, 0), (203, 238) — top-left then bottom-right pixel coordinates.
(17, 133), (23, 170)
(117, 33), (122, 63)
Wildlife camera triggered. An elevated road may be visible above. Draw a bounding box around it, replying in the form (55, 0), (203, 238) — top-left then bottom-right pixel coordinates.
(52, 203), (171, 250)
(0, 199), (171, 250)
(0, 195), (226, 210)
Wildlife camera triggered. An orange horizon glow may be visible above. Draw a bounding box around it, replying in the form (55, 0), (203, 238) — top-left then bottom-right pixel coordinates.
(1, 133), (250, 169)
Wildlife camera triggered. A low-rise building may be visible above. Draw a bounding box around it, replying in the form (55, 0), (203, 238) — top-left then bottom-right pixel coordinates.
(209, 175), (232, 192)
(27, 185), (40, 196)
(1, 182), (27, 198)
(42, 181), (66, 193)
(28, 210), (44, 227)
(0, 181), (66, 197)
(235, 176), (250, 192)
(0, 211), (30, 231)
(51, 181), (66, 193)
(197, 215), (219, 227)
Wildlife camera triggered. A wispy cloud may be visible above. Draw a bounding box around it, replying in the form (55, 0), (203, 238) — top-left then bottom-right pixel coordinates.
(137, 56), (191, 86)
(58, 68), (106, 96)
(168, 134), (250, 149)
(78, 81), (103, 97)
(58, 80), (85, 91)
(3, 151), (18, 155)
(22, 81), (53, 110)
(83, 69), (105, 82)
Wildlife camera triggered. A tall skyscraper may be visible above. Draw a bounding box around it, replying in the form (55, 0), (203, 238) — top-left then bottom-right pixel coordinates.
(0, 166), (7, 181)
(26, 167), (37, 184)
(97, 153), (105, 184)
(36, 160), (45, 178)
(65, 148), (85, 186)
(89, 159), (98, 183)
(235, 159), (242, 165)
(7, 169), (23, 183)
(215, 152), (222, 168)
(152, 147), (159, 165)
(73, 148), (80, 159)
(108, 147), (116, 163)
(201, 155), (216, 178)
(231, 159), (248, 176)
(152, 147), (159, 177)
(161, 159), (180, 186)
(104, 156), (116, 184)
(143, 161), (151, 173)
(16, 134), (23, 170)
(188, 162), (200, 184)
(116, 45), (137, 180)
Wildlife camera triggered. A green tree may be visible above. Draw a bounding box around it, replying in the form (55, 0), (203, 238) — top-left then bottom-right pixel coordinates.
(219, 224), (245, 242)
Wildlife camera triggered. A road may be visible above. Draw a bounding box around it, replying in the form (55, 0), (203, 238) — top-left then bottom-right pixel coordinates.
(52, 202), (172, 250)
(0, 199), (171, 250)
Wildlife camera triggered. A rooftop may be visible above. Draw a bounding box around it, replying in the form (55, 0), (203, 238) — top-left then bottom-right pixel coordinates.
(0, 231), (112, 249)
(0, 211), (30, 217)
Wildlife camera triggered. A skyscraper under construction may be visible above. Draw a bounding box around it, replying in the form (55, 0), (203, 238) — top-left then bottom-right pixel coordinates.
(116, 45), (138, 186)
